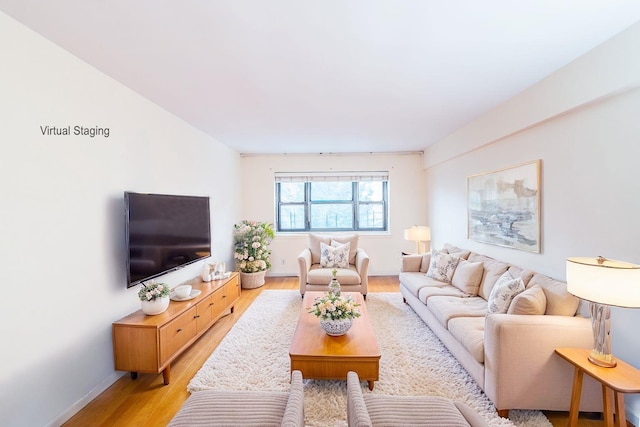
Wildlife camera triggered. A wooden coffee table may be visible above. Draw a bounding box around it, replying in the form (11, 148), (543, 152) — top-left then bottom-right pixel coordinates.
(289, 291), (380, 390)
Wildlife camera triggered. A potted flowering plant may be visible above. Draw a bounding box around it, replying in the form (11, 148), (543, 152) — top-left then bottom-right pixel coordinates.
(233, 220), (275, 289)
(137, 281), (171, 315)
(308, 293), (361, 336)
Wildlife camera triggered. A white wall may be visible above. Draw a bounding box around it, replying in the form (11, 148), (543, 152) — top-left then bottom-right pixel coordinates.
(240, 153), (427, 276)
(424, 22), (640, 424)
(0, 13), (241, 427)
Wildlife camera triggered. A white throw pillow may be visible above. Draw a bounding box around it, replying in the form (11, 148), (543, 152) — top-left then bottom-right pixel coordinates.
(320, 241), (350, 268)
(488, 271), (525, 314)
(426, 251), (460, 283)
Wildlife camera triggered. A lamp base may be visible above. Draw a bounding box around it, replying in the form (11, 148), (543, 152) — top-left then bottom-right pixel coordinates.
(588, 350), (617, 368)
(588, 302), (616, 368)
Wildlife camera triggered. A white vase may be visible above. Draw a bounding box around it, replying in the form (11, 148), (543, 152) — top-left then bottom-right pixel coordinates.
(320, 318), (353, 336)
(328, 277), (341, 296)
(240, 271), (266, 289)
(141, 296), (170, 315)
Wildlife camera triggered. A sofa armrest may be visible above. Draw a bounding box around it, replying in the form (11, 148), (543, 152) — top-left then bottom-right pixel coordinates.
(355, 248), (369, 295)
(401, 254), (423, 272)
(297, 248), (311, 294)
(347, 371), (372, 427)
(484, 314), (601, 412)
(281, 370), (305, 427)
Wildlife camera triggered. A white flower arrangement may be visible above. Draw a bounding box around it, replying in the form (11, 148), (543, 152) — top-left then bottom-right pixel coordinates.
(308, 293), (362, 321)
(137, 281), (171, 301)
(233, 220), (275, 273)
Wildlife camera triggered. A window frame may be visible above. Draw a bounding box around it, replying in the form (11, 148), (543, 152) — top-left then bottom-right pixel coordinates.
(275, 179), (388, 233)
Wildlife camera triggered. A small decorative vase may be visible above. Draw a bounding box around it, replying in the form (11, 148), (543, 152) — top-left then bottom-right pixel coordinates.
(141, 296), (170, 315)
(328, 277), (341, 296)
(320, 318), (352, 336)
(240, 271), (266, 289)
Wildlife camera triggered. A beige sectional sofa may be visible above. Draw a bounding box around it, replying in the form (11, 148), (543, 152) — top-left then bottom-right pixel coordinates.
(399, 244), (602, 417)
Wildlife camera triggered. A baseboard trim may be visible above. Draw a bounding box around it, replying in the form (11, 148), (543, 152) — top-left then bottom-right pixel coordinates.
(47, 371), (126, 427)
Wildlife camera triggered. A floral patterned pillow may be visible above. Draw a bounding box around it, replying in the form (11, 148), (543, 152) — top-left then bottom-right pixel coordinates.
(426, 251), (460, 283)
(320, 241), (350, 268)
(488, 271), (525, 314)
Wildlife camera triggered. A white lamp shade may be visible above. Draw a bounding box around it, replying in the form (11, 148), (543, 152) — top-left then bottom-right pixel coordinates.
(566, 257), (640, 308)
(403, 226), (431, 242)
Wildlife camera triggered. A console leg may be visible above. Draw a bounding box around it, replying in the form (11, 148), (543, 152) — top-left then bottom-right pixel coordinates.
(162, 366), (171, 385)
(497, 409), (509, 418)
(368, 380), (374, 391)
(130, 372), (138, 380)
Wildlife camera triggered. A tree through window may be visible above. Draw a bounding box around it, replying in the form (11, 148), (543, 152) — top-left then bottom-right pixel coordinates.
(275, 172), (388, 232)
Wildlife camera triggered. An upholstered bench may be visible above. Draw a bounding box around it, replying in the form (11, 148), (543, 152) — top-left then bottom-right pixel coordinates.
(347, 371), (488, 427)
(168, 370), (304, 427)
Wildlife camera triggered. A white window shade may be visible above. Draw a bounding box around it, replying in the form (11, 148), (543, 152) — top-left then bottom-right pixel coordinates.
(275, 171), (388, 182)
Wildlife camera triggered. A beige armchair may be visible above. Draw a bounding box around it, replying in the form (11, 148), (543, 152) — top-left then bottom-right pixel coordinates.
(297, 233), (369, 298)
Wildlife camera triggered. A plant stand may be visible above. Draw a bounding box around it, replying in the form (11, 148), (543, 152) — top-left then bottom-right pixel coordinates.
(240, 271), (266, 289)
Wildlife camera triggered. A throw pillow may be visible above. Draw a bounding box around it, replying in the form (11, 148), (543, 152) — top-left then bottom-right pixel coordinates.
(320, 241), (350, 268)
(507, 284), (547, 315)
(330, 234), (359, 264)
(487, 271), (525, 314)
(451, 259), (484, 296)
(426, 251), (460, 283)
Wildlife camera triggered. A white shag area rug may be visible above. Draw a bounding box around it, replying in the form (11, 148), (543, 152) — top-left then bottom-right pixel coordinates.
(188, 290), (551, 427)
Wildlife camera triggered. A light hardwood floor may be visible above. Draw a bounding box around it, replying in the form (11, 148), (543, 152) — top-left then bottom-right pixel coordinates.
(63, 276), (606, 426)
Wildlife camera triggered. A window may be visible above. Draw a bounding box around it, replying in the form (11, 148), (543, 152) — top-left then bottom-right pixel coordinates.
(275, 172), (388, 232)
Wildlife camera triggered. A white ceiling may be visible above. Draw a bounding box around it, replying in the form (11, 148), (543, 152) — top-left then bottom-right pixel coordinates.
(2, 1), (640, 155)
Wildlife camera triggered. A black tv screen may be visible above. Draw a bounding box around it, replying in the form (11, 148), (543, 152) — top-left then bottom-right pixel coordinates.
(125, 192), (211, 288)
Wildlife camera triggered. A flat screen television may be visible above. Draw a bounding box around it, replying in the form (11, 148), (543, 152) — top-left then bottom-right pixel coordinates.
(125, 192), (211, 288)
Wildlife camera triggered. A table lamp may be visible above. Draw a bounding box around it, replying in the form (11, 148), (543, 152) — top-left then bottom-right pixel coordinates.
(566, 256), (640, 368)
(403, 226), (431, 254)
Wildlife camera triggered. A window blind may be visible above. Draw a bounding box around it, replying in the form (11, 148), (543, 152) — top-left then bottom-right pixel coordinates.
(274, 171), (388, 183)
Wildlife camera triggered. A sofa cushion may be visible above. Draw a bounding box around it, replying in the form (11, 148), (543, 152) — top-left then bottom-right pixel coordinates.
(470, 256), (510, 301)
(168, 389), (289, 426)
(400, 272), (447, 297)
(420, 252), (432, 273)
(426, 251), (460, 283)
(507, 284), (547, 315)
(401, 254), (423, 272)
(363, 395), (472, 427)
(443, 243), (471, 260)
(529, 273), (580, 316)
(448, 317), (485, 364)
(418, 285), (466, 304)
(451, 260), (484, 296)
(507, 265), (535, 287)
(320, 241), (350, 268)
(308, 265), (360, 285)
(488, 271), (525, 314)
(427, 296), (488, 328)
(309, 234), (331, 264)
(309, 233), (358, 264)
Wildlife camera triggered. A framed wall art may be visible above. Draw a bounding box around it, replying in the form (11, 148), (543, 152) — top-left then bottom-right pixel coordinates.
(467, 160), (541, 253)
